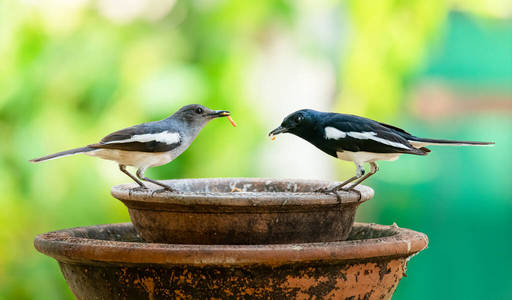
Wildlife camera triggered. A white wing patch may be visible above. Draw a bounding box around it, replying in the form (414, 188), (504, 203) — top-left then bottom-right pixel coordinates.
(325, 127), (346, 139)
(105, 131), (181, 145)
(347, 132), (411, 150)
(325, 127), (411, 150)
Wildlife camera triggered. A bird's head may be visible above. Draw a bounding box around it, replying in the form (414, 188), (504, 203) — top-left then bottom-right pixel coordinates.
(269, 109), (317, 138)
(172, 104), (230, 126)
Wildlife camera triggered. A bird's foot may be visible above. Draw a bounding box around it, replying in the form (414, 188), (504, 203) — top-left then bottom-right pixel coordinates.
(315, 186), (362, 201)
(145, 180), (177, 193)
(315, 184), (350, 194)
(314, 186), (336, 194)
(337, 187), (362, 201)
(130, 186), (149, 192)
(151, 188), (176, 196)
(158, 185), (177, 192)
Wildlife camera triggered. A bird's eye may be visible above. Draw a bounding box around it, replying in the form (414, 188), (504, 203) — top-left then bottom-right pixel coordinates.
(294, 115), (304, 123)
(195, 107), (203, 114)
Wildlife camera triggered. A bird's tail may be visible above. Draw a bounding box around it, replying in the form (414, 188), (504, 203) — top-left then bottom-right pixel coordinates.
(408, 137), (494, 148)
(30, 146), (95, 163)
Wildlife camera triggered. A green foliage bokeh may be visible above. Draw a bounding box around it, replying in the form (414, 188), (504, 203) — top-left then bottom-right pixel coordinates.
(1, 0), (511, 299)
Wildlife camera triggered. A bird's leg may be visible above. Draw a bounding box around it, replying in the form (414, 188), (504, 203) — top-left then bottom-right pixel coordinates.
(136, 168), (176, 192)
(315, 164), (365, 193)
(332, 164), (366, 192)
(119, 164), (147, 189)
(347, 162), (379, 190)
(315, 176), (358, 193)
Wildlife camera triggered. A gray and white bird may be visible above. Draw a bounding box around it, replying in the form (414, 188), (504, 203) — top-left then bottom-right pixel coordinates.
(30, 104), (233, 191)
(269, 109), (494, 193)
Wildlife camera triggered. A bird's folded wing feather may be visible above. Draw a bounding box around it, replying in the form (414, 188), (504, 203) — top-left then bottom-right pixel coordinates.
(88, 122), (182, 153)
(376, 121), (413, 136)
(323, 116), (425, 155)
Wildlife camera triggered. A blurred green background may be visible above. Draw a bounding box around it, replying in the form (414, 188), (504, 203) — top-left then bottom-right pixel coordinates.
(1, 0), (511, 299)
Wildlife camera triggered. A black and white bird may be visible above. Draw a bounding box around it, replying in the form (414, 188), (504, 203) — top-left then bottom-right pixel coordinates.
(269, 109), (494, 193)
(30, 104), (232, 191)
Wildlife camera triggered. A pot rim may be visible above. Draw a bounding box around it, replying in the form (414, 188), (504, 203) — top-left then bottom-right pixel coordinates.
(34, 223), (428, 267)
(111, 178), (374, 208)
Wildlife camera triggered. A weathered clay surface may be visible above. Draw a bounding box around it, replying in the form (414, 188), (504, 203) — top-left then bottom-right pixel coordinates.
(59, 258), (405, 300)
(34, 223), (428, 300)
(111, 178), (374, 244)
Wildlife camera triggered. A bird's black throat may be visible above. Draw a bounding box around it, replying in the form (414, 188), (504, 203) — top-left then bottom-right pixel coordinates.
(288, 123), (338, 158)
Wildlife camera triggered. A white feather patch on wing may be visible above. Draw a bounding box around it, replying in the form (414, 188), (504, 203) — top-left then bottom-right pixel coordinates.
(105, 131), (181, 145)
(325, 127), (347, 139)
(325, 127), (411, 150)
(346, 132), (410, 150)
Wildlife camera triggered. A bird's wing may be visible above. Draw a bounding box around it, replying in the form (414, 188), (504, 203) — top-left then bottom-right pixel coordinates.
(88, 122), (182, 153)
(376, 121), (413, 137)
(322, 115), (426, 155)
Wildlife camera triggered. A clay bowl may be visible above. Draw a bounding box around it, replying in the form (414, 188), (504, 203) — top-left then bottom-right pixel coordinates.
(111, 178), (374, 244)
(34, 222), (428, 300)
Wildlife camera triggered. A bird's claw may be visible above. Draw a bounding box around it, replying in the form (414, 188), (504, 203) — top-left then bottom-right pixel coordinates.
(150, 188), (175, 196)
(338, 187), (362, 201)
(130, 186), (149, 192)
(161, 185), (178, 192)
(315, 186), (362, 201)
(152, 188), (169, 194)
(352, 189), (362, 201)
(314, 186), (336, 194)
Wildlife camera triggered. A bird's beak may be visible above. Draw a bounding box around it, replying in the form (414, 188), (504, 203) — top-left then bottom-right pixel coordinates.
(269, 125), (288, 136)
(209, 110), (231, 118)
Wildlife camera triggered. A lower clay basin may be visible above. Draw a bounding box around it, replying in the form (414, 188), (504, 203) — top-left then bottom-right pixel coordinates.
(111, 178), (374, 244)
(34, 223), (428, 300)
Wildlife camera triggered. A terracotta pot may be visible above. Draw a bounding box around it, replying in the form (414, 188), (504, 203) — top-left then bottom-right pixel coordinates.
(34, 222), (428, 300)
(111, 178), (374, 244)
